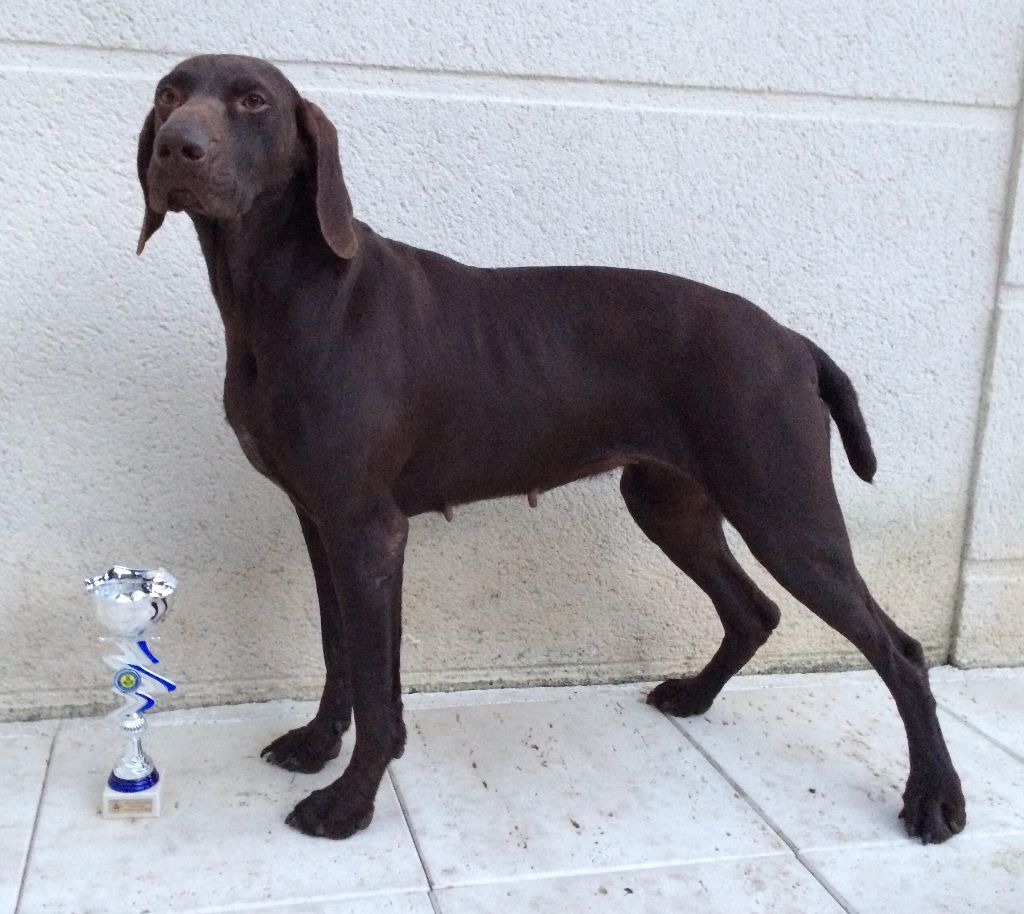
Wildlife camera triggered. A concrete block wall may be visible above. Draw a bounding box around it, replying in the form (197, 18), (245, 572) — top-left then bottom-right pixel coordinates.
(1, 3), (1021, 719)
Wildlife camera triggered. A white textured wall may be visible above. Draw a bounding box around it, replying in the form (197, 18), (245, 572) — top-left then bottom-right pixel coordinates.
(1, 3), (1021, 720)
(955, 101), (1024, 666)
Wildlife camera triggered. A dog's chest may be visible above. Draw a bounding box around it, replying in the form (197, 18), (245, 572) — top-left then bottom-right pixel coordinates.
(230, 417), (273, 475)
(222, 352), (283, 481)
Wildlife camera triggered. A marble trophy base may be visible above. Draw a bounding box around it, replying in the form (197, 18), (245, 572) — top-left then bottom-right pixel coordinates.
(102, 774), (162, 818)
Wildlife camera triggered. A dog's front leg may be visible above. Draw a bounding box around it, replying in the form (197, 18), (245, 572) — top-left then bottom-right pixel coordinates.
(261, 505), (353, 773)
(285, 498), (408, 839)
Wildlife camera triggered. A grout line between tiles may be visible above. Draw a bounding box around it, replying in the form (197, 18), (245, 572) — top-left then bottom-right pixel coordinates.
(404, 686), (650, 714)
(935, 701), (1024, 766)
(427, 889), (444, 914)
(799, 826), (1024, 856)
(663, 714), (857, 914)
(791, 854), (859, 914)
(185, 888), (432, 913)
(13, 722), (60, 914)
(423, 850), (789, 893)
(387, 764), (436, 893)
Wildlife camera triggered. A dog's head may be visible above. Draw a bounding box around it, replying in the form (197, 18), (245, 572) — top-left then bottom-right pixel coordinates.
(137, 54), (357, 259)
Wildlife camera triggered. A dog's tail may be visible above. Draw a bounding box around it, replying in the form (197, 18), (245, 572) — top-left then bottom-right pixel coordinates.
(803, 337), (877, 483)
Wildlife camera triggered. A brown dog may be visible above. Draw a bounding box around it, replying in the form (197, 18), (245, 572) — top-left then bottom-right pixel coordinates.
(137, 54), (965, 843)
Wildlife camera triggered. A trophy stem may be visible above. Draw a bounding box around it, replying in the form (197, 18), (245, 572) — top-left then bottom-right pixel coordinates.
(109, 712), (160, 793)
(127, 714), (144, 760)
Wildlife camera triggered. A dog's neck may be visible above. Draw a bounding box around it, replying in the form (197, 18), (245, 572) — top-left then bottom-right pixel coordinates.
(191, 172), (347, 334)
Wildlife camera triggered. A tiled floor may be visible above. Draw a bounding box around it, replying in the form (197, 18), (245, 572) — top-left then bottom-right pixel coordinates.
(2, 667), (1023, 913)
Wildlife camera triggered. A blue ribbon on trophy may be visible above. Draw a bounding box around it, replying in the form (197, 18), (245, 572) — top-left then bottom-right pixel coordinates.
(86, 566), (179, 816)
(103, 634), (177, 716)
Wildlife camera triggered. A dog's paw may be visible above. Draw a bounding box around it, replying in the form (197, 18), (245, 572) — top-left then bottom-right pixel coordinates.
(285, 784), (375, 839)
(261, 720), (344, 774)
(646, 678), (716, 717)
(899, 769), (966, 844)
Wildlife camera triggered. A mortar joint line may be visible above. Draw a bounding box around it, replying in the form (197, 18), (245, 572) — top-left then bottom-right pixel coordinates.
(0, 36), (1017, 120)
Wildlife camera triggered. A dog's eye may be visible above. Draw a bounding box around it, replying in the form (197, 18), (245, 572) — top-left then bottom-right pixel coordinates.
(156, 87), (179, 107)
(241, 92), (268, 112)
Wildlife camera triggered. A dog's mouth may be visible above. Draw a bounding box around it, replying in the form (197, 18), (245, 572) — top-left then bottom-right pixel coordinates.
(147, 158), (249, 221)
(150, 177), (246, 220)
(166, 188), (205, 214)
(145, 133), (256, 220)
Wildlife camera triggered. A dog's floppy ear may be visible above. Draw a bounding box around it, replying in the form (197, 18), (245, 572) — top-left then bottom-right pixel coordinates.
(297, 99), (358, 260)
(136, 108), (165, 255)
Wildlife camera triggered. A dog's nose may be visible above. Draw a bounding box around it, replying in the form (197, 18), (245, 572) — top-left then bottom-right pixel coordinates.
(156, 123), (209, 164)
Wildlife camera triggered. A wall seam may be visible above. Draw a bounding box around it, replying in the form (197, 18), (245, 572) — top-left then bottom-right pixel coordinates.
(949, 43), (1024, 665)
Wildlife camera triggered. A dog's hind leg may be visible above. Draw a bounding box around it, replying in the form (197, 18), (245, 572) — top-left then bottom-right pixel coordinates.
(621, 463), (780, 716)
(709, 410), (965, 844)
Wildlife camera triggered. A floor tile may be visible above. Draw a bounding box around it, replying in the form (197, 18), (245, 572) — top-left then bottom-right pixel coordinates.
(0, 721), (60, 740)
(805, 833), (1024, 914)
(933, 668), (1024, 760)
(677, 678), (1024, 850)
(391, 689), (785, 888)
(0, 734), (52, 914)
(435, 856), (845, 914)
(17, 711), (426, 913)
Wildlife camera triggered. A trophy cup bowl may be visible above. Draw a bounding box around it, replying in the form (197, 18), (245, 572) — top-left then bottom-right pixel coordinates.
(86, 566), (178, 818)
(89, 565), (175, 637)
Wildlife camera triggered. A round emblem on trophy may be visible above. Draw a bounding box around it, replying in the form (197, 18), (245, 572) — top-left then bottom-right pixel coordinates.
(114, 668), (141, 694)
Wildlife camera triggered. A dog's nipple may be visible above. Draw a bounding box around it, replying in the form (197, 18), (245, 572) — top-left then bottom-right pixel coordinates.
(442, 504), (454, 523)
(527, 489), (539, 509)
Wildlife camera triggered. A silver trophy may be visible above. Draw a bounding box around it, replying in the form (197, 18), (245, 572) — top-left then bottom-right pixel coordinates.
(85, 566), (178, 818)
